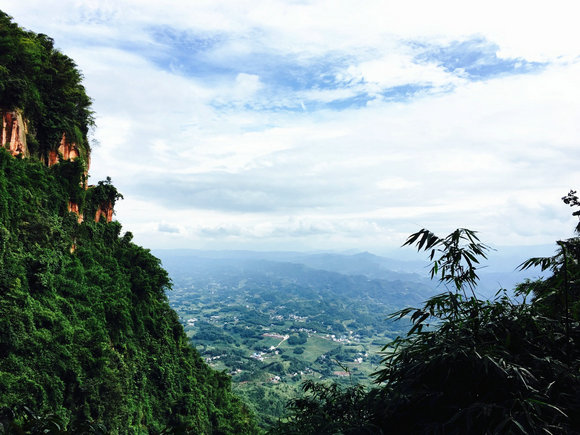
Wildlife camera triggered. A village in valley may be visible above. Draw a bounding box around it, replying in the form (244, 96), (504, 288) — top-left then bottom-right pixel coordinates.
(161, 254), (430, 427)
(177, 296), (380, 382)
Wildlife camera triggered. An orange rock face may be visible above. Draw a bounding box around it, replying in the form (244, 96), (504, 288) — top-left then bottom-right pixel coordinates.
(58, 133), (81, 161)
(67, 201), (84, 223)
(47, 149), (59, 166)
(2, 109), (110, 225)
(47, 133), (87, 169)
(1, 109), (29, 157)
(95, 201), (114, 223)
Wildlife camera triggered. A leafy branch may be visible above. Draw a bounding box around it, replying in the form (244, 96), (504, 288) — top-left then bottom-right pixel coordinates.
(403, 227), (491, 297)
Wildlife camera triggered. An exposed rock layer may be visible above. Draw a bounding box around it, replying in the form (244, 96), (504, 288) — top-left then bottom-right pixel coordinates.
(1, 109), (29, 157)
(1, 108), (111, 223)
(95, 201), (114, 223)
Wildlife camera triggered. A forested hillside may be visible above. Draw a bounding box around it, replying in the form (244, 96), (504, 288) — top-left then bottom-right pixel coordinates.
(0, 11), (256, 433)
(0, 11), (92, 163)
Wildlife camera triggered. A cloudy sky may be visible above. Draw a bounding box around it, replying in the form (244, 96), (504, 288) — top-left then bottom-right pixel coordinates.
(4, 0), (580, 253)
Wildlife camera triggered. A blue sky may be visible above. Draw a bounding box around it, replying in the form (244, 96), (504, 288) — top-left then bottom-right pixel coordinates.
(3, 0), (580, 254)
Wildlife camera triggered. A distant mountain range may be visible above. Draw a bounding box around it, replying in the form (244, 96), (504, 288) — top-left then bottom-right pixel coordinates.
(154, 248), (551, 301)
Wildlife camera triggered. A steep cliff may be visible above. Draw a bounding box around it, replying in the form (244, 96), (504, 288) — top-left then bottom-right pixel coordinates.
(0, 109), (29, 157)
(0, 11), (257, 433)
(46, 133), (85, 169)
(0, 10), (91, 164)
(0, 8), (97, 222)
(0, 109), (94, 222)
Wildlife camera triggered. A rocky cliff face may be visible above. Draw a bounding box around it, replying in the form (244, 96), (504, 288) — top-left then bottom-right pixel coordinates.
(68, 200), (84, 223)
(1, 109), (88, 169)
(46, 133), (88, 172)
(2, 109), (89, 172)
(1, 109), (29, 158)
(95, 200), (113, 223)
(1, 108), (112, 223)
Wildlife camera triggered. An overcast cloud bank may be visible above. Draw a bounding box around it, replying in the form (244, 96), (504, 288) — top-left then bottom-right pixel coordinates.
(4, 1), (580, 252)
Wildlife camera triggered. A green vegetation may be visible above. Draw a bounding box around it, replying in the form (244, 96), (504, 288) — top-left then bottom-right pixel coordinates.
(163, 256), (426, 429)
(0, 11), (93, 160)
(5, 9), (580, 434)
(0, 144), (257, 434)
(271, 202), (580, 434)
(0, 11), (257, 434)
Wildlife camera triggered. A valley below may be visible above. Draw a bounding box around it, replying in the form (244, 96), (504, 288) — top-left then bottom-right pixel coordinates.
(158, 249), (542, 429)
(159, 251), (437, 427)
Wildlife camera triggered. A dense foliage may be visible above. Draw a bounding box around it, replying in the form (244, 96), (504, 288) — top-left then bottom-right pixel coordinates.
(0, 149), (257, 433)
(272, 207), (580, 434)
(0, 11), (257, 433)
(0, 11), (92, 159)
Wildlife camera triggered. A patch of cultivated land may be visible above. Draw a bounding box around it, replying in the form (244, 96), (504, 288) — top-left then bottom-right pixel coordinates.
(164, 258), (431, 428)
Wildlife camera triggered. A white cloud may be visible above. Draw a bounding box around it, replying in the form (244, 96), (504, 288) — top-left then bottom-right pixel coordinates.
(9, 0), (580, 60)
(99, 55), (580, 248)
(377, 178), (420, 191)
(342, 53), (464, 90)
(4, 0), (580, 253)
(235, 73), (263, 93)
(158, 222), (181, 234)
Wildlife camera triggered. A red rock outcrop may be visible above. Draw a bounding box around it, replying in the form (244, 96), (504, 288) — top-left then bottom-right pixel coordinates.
(95, 200), (114, 223)
(68, 201), (84, 223)
(58, 133), (81, 161)
(2, 109), (110, 225)
(1, 109), (29, 157)
(46, 133), (88, 171)
(47, 149), (59, 166)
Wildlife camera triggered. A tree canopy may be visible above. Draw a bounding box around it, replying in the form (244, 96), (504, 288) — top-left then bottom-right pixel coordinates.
(272, 194), (580, 434)
(0, 10), (93, 160)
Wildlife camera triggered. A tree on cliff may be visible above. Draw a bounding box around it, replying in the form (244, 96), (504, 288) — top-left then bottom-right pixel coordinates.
(0, 10), (93, 160)
(272, 195), (580, 434)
